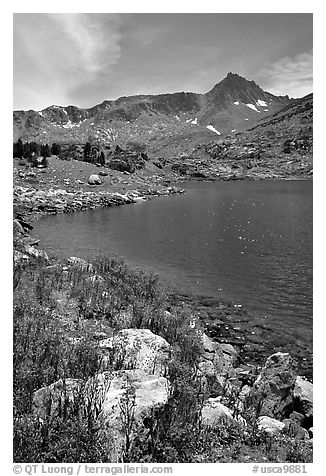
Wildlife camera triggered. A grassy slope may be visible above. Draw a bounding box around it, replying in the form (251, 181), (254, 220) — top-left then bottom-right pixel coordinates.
(13, 156), (178, 194)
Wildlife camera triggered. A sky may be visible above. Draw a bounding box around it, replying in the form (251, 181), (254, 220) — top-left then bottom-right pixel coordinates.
(13, 13), (313, 110)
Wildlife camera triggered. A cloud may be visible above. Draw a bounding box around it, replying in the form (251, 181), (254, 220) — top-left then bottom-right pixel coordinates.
(13, 13), (123, 109)
(128, 26), (164, 49)
(256, 50), (313, 98)
(50, 14), (122, 74)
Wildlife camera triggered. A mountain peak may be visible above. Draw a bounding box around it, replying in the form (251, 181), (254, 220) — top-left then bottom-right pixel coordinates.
(221, 72), (257, 86)
(205, 72), (281, 106)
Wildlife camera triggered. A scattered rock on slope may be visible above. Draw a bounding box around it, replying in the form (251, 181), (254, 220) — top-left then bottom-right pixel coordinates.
(88, 174), (102, 185)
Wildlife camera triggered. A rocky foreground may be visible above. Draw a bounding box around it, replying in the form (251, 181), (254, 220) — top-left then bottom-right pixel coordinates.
(13, 242), (313, 463)
(32, 327), (313, 463)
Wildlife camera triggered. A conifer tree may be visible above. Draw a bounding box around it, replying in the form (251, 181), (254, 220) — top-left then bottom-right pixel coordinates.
(30, 142), (40, 156)
(51, 143), (61, 155)
(40, 144), (51, 158)
(84, 142), (91, 162)
(23, 142), (31, 159)
(13, 139), (24, 158)
(99, 151), (105, 165)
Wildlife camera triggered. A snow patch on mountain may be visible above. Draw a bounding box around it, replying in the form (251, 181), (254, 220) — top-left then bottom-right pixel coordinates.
(62, 120), (74, 129)
(206, 125), (221, 135)
(257, 100), (267, 107)
(234, 101), (239, 105)
(38, 111), (44, 117)
(62, 119), (86, 129)
(245, 103), (260, 113)
(191, 118), (198, 125)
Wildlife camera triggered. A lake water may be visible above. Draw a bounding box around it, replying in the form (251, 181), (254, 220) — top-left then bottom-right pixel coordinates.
(33, 180), (313, 345)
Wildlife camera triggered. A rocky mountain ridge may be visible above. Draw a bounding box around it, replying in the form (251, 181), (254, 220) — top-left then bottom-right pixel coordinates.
(150, 93), (313, 180)
(13, 73), (292, 146)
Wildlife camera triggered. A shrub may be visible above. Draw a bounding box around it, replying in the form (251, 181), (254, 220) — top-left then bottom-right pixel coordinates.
(13, 254), (313, 463)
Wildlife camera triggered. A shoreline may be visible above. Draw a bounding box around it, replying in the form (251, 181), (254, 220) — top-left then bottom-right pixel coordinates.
(13, 174), (313, 380)
(171, 292), (312, 380)
(13, 183), (185, 224)
(13, 154), (312, 222)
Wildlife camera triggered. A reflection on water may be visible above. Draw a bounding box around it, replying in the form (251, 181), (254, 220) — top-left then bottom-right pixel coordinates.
(33, 180), (313, 345)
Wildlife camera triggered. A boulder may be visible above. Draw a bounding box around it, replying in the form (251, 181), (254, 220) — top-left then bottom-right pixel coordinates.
(86, 369), (169, 462)
(238, 384), (251, 402)
(257, 416), (285, 435)
(17, 219), (33, 231)
(32, 370), (169, 462)
(289, 410), (306, 426)
(96, 369), (169, 418)
(99, 329), (170, 377)
(213, 345), (237, 376)
(293, 376), (313, 419)
(201, 398), (233, 426)
(88, 174), (102, 185)
(198, 360), (216, 378)
(13, 219), (25, 235)
(33, 378), (84, 421)
(220, 343), (239, 359)
(24, 245), (48, 260)
(14, 250), (30, 264)
(68, 256), (93, 272)
(22, 236), (40, 247)
(201, 398), (245, 427)
(232, 384), (251, 414)
(251, 352), (297, 419)
(282, 419), (310, 440)
(199, 332), (236, 376)
(200, 332), (218, 360)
